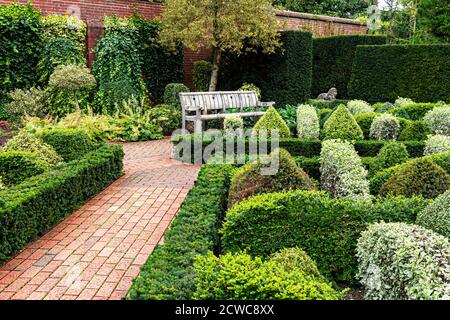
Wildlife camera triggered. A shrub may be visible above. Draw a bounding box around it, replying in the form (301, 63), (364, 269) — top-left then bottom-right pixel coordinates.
(192, 60), (212, 91)
(221, 190), (428, 283)
(39, 128), (95, 162)
(296, 104), (320, 139)
(380, 157), (450, 198)
(323, 105), (364, 141)
(0, 151), (49, 186)
(127, 165), (234, 300)
(277, 104), (298, 132)
(41, 14), (86, 50)
(369, 114), (400, 141)
(220, 31), (312, 105)
(0, 176), (4, 190)
(93, 34), (147, 113)
(252, 107), (291, 138)
(374, 102), (395, 113)
(354, 113), (377, 139)
(2, 131), (63, 166)
(424, 134), (450, 155)
(147, 104), (181, 135)
(5, 87), (50, 123)
(228, 148), (315, 207)
(0, 3), (42, 100)
(416, 191), (450, 238)
(348, 45), (450, 102)
(193, 251), (342, 300)
(374, 141), (410, 172)
(223, 115), (244, 137)
(394, 97), (415, 107)
(357, 222), (449, 300)
(388, 103), (445, 121)
(306, 99), (350, 110)
(423, 106), (450, 135)
(311, 35), (387, 98)
(270, 247), (321, 277)
(320, 139), (370, 200)
(239, 83), (262, 99)
(0, 144), (124, 264)
(399, 120), (431, 141)
(347, 100), (373, 115)
(163, 83), (189, 110)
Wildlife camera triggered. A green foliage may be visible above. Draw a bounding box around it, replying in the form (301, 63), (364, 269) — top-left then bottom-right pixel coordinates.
(2, 131), (63, 166)
(323, 105), (364, 141)
(41, 14), (86, 50)
(417, 190), (450, 238)
(296, 104), (320, 139)
(306, 99), (350, 110)
(193, 251), (342, 300)
(193, 60), (212, 91)
(0, 151), (49, 186)
(423, 106), (450, 135)
(223, 115), (244, 137)
(320, 139), (370, 201)
(228, 148), (316, 208)
(374, 141), (410, 172)
(221, 190), (428, 283)
(239, 83), (262, 99)
(38, 37), (85, 83)
(127, 165), (234, 300)
(5, 87), (50, 124)
(357, 222), (449, 300)
(311, 35), (387, 98)
(348, 45), (450, 102)
(419, 0), (450, 41)
(389, 103), (448, 121)
(0, 3), (42, 100)
(277, 104), (298, 133)
(220, 31), (313, 105)
(354, 112), (377, 139)
(347, 100), (374, 115)
(380, 157), (450, 199)
(424, 134), (450, 155)
(399, 120), (431, 141)
(369, 114), (401, 141)
(147, 104), (181, 135)
(39, 129), (95, 162)
(93, 34), (147, 113)
(0, 144), (124, 264)
(163, 83), (189, 109)
(273, 0), (372, 18)
(253, 107), (291, 138)
(270, 247), (322, 277)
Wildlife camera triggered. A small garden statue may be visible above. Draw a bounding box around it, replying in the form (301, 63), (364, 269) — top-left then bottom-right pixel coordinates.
(317, 88), (338, 101)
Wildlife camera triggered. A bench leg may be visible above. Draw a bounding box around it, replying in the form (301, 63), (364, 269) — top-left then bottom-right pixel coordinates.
(194, 109), (203, 133)
(182, 108), (186, 131)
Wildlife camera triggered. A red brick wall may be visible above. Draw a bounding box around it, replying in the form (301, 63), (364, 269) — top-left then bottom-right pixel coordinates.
(0, 0), (367, 87)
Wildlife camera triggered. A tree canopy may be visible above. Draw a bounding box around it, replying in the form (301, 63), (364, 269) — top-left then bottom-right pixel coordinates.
(272, 0), (373, 18)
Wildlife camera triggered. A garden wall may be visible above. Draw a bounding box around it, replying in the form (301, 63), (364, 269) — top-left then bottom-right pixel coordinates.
(0, 0), (367, 87)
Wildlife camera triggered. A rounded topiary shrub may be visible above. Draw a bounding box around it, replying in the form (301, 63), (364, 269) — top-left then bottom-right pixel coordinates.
(0, 151), (49, 186)
(394, 97), (415, 107)
(380, 157), (450, 199)
(398, 120), (431, 141)
(192, 60), (212, 91)
(357, 222), (449, 300)
(320, 139), (370, 201)
(416, 190), (450, 238)
(252, 107), (291, 138)
(354, 112), (377, 139)
(347, 100), (373, 115)
(147, 104), (182, 135)
(270, 247), (321, 278)
(323, 105), (363, 141)
(423, 106), (450, 135)
(193, 251), (342, 300)
(296, 104), (320, 139)
(163, 83), (189, 110)
(424, 134), (450, 155)
(369, 114), (400, 141)
(223, 115), (243, 137)
(374, 141), (410, 172)
(228, 148), (315, 208)
(2, 131), (63, 166)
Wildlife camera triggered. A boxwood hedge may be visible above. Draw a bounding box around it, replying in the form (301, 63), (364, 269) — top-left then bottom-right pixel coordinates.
(127, 165), (234, 300)
(0, 151), (49, 186)
(0, 144), (124, 264)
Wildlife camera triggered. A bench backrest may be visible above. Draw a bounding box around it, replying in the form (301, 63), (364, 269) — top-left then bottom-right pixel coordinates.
(179, 91), (259, 112)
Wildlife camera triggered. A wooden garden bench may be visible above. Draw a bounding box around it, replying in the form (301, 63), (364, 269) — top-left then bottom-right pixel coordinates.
(179, 91), (275, 133)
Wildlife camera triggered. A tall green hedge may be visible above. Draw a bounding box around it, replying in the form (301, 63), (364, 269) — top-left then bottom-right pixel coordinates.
(312, 35), (387, 99)
(0, 144), (124, 264)
(0, 3), (42, 100)
(219, 31), (313, 105)
(348, 44), (450, 102)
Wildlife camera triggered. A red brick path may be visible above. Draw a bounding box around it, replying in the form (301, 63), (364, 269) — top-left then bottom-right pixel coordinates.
(0, 139), (200, 300)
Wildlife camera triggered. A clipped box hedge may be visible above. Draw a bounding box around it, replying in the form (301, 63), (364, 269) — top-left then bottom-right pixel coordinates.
(0, 151), (49, 186)
(348, 44), (450, 102)
(312, 35), (387, 98)
(219, 31), (313, 105)
(0, 144), (124, 264)
(127, 164), (234, 300)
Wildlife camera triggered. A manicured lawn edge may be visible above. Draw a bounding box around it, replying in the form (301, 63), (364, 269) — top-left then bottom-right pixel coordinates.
(127, 164), (234, 300)
(0, 144), (124, 264)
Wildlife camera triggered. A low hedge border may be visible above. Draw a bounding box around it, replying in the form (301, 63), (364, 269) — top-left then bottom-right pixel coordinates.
(173, 136), (425, 162)
(127, 164), (234, 300)
(0, 144), (124, 264)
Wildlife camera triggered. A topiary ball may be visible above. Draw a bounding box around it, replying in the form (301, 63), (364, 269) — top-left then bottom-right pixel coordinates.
(252, 107), (291, 138)
(398, 120), (431, 141)
(416, 190), (450, 238)
(375, 141), (410, 172)
(323, 105), (364, 141)
(369, 114), (400, 141)
(424, 134), (450, 155)
(228, 148), (315, 208)
(380, 157), (450, 199)
(270, 247), (321, 278)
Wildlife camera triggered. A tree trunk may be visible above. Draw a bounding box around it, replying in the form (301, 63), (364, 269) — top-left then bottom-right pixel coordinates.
(209, 48), (222, 92)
